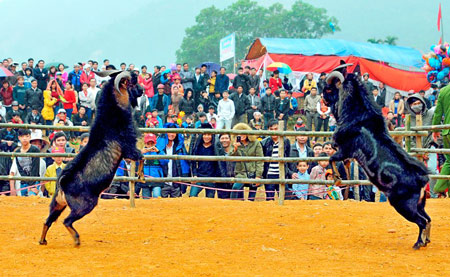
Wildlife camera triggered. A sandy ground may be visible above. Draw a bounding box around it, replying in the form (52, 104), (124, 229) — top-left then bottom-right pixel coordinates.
(0, 196), (449, 276)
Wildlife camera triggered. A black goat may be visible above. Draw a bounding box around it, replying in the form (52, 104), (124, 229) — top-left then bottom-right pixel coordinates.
(323, 72), (431, 250)
(39, 70), (144, 246)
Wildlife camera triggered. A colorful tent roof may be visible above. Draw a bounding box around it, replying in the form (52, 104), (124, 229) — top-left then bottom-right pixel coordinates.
(245, 38), (423, 68)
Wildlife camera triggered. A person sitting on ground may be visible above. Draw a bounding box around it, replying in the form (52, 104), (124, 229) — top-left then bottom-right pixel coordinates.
(292, 161), (310, 200)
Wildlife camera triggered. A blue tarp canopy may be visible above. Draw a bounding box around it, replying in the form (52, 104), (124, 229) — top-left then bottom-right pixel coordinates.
(246, 38), (423, 68)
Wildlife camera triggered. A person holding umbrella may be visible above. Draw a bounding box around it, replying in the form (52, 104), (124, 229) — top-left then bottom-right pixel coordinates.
(269, 70), (282, 96)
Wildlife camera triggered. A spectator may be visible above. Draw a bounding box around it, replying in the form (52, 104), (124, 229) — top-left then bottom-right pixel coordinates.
(79, 133), (90, 152)
(46, 131), (75, 166)
(87, 78), (101, 113)
(288, 128), (315, 177)
(200, 64), (210, 85)
(171, 85), (183, 115)
(0, 101), (6, 118)
(269, 70), (282, 94)
(309, 152), (329, 200)
(292, 161), (310, 200)
(260, 119), (291, 201)
(194, 112), (208, 128)
(160, 70), (171, 95)
(317, 72), (327, 94)
(27, 58), (34, 69)
(372, 88), (384, 109)
(247, 87), (261, 122)
(229, 123), (264, 201)
(207, 70), (217, 99)
(261, 87), (276, 129)
(249, 67), (260, 92)
(230, 85), (250, 126)
(282, 76), (292, 91)
(389, 91), (405, 127)
(151, 84), (171, 121)
(11, 110), (24, 124)
(189, 123), (219, 198)
(33, 60), (48, 91)
(180, 63), (194, 91)
(304, 87), (320, 131)
(215, 67), (229, 94)
(378, 82), (387, 106)
(179, 89), (195, 118)
(25, 106), (44, 125)
(193, 67), (205, 105)
(41, 89), (58, 125)
(156, 123), (190, 197)
(0, 80), (13, 112)
(18, 62), (27, 76)
(171, 74), (184, 96)
(13, 76), (28, 112)
(313, 143), (323, 158)
(233, 67), (250, 95)
(7, 101), (24, 122)
(275, 90), (290, 125)
(405, 93), (435, 147)
(151, 66), (161, 92)
(206, 106), (217, 123)
(287, 90), (298, 116)
(293, 118), (305, 131)
(68, 64), (82, 92)
(139, 134), (167, 199)
(329, 114), (337, 132)
(316, 95), (331, 135)
(249, 111), (264, 130)
(62, 82), (77, 119)
(26, 79), (43, 114)
(419, 90), (432, 109)
(72, 105), (91, 128)
(324, 169), (343, 200)
(198, 90), (211, 113)
(9, 129), (41, 196)
(57, 63), (68, 86)
(362, 73), (374, 94)
(216, 90), (234, 130)
(0, 123), (18, 152)
(215, 133), (235, 199)
(43, 147), (66, 197)
(302, 73), (317, 95)
(210, 91), (222, 112)
(23, 68), (34, 89)
(80, 65), (94, 85)
(139, 68), (154, 99)
(260, 79), (269, 98)
(53, 108), (73, 126)
(78, 82), (95, 121)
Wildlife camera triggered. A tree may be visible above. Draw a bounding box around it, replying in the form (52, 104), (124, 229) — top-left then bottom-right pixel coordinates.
(367, 36), (398, 45)
(176, 0), (339, 69)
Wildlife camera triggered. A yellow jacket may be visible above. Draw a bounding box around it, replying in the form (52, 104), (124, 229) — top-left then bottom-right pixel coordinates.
(209, 76), (216, 93)
(302, 79), (317, 92)
(41, 90), (58, 121)
(44, 162), (66, 196)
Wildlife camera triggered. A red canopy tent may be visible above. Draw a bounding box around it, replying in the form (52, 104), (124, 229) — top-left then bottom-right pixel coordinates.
(243, 38), (429, 92)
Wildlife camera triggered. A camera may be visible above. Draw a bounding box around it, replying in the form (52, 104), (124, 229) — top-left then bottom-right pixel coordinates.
(236, 136), (241, 143)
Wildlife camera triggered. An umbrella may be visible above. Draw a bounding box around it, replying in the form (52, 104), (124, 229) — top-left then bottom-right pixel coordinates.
(0, 67), (13, 77)
(44, 62), (68, 69)
(266, 62), (292, 74)
(196, 62), (221, 76)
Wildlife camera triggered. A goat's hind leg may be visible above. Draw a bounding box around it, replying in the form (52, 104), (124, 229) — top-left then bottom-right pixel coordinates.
(39, 191), (67, 245)
(63, 198), (98, 247)
(418, 190), (431, 243)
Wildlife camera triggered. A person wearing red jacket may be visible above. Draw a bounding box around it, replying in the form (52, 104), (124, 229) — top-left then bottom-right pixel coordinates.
(80, 66), (95, 85)
(269, 70), (282, 96)
(63, 82), (77, 119)
(0, 80), (13, 112)
(138, 67), (154, 98)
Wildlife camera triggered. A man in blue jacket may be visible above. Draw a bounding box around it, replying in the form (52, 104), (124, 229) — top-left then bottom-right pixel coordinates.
(151, 84), (171, 121)
(215, 67), (230, 94)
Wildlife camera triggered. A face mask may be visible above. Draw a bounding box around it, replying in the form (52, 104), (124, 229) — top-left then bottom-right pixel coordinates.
(411, 104), (423, 114)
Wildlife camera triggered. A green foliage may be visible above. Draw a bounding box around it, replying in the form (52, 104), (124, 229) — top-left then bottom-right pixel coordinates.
(367, 36), (398, 45)
(176, 0), (339, 69)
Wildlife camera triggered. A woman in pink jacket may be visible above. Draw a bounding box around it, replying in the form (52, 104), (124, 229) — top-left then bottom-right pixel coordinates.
(138, 69), (154, 99)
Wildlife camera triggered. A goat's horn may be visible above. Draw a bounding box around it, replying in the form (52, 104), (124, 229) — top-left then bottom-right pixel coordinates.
(93, 70), (121, 78)
(326, 71), (345, 85)
(114, 71), (131, 94)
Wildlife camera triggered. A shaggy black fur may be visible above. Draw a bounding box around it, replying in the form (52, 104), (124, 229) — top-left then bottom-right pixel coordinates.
(39, 70), (143, 246)
(323, 73), (431, 250)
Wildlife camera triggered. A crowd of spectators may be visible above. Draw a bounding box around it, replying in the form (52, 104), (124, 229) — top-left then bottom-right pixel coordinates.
(0, 57), (446, 199)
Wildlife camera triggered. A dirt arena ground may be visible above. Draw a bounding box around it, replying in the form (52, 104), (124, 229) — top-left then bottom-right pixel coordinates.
(1, 196), (449, 276)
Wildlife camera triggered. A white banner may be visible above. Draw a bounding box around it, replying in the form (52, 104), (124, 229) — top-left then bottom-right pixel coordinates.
(220, 33), (235, 62)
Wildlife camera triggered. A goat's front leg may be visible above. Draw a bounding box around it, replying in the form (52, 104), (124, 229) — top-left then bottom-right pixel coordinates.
(329, 147), (351, 187)
(123, 148), (145, 183)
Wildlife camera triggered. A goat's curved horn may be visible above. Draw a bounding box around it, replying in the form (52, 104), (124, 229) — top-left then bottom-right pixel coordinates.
(326, 71), (345, 85)
(114, 71), (131, 94)
(93, 70), (121, 78)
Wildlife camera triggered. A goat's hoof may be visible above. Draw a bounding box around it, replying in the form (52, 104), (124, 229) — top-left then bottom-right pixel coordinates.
(39, 240), (47, 245)
(412, 241), (426, 250)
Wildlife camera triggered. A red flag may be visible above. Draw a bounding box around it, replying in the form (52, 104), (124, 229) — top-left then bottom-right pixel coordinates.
(438, 3), (442, 31)
(439, 37), (443, 45)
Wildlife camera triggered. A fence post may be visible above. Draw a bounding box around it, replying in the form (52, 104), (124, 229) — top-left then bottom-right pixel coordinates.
(278, 121), (285, 206)
(405, 114), (411, 153)
(353, 160), (360, 201)
(415, 114), (423, 162)
(129, 162), (136, 208)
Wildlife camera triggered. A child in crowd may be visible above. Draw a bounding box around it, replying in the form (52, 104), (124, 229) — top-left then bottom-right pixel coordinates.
(195, 112), (208, 128)
(324, 169), (343, 200)
(43, 147), (66, 197)
(78, 133), (90, 152)
(329, 114), (337, 132)
(210, 117), (217, 128)
(294, 118), (306, 131)
(249, 111), (264, 130)
(206, 106), (217, 122)
(309, 152), (329, 200)
(292, 161), (310, 200)
(138, 133), (167, 199)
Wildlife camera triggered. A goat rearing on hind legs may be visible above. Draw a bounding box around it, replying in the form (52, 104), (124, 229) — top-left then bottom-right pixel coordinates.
(322, 68), (431, 250)
(39, 70), (145, 247)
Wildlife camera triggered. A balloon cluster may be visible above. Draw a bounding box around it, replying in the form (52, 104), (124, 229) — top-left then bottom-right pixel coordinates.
(423, 43), (450, 83)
